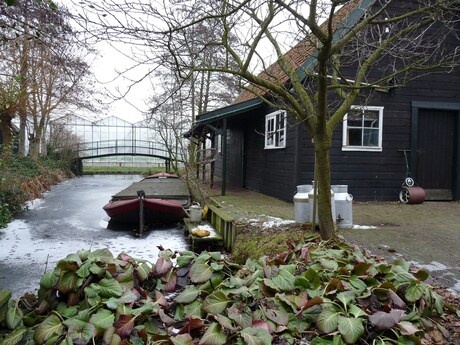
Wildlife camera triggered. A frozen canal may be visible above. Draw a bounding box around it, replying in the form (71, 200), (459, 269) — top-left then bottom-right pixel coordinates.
(0, 175), (191, 297)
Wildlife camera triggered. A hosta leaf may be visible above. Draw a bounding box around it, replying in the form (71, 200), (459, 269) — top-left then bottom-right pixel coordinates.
(190, 263), (213, 283)
(211, 262), (224, 271)
(76, 249), (90, 261)
(57, 254), (82, 271)
(177, 251), (196, 267)
(2, 326), (27, 345)
(338, 316), (364, 344)
(114, 314), (135, 338)
(214, 314), (235, 330)
(90, 308), (115, 330)
(132, 301), (156, 316)
(351, 262), (372, 276)
(175, 286), (201, 304)
(95, 278), (123, 298)
(171, 333), (194, 345)
(320, 259), (339, 271)
(311, 334), (346, 345)
(317, 309), (340, 333)
(183, 300), (202, 318)
(76, 261), (91, 278)
(163, 269), (177, 292)
(209, 252), (222, 261)
(67, 320), (96, 344)
(347, 277), (367, 294)
(397, 321), (421, 335)
(348, 304), (367, 318)
(156, 257), (173, 276)
(34, 314), (64, 344)
(228, 306), (252, 328)
(104, 289), (139, 309)
(40, 270), (60, 289)
(89, 248), (114, 263)
(336, 291), (355, 308)
(263, 307), (289, 326)
(57, 303), (78, 318)
(240, 327), (272, 345)
(202, 291), (229, 314)
(158, 309), (176, 326)
(405, 282), (426, 302)
(57, 271), (79, 294)
(368, 309), (404, 331)
(393, 259), (410, 271)
(103, 326), (121, 345)
(176, 318), (205, 335)
(199, 322), (226, 345)
(135, 263), (150, 282)
(6, 303), (23, 329)
(270, 267), (296, 291)
(413, 269), (430, 281)
(0, 290), (11, 306)
(89, 263), (106, 277)
(388, 289), (406, 309)
(387, 266), (416, 284)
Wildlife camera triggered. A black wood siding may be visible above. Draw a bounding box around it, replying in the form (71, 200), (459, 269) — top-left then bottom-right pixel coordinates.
(211, 0), (460, 202)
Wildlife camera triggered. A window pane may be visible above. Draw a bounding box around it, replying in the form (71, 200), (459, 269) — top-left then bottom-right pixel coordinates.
(347, 110), (362, 127)
(363, 128), (379, 146)
(363, 111), (379, 128)
(348, 128), (362, 146)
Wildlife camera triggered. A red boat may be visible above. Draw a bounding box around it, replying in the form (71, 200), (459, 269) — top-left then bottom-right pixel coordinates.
(103, 173), (191, 226)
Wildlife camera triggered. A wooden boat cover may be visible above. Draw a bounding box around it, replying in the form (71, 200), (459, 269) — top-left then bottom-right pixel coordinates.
(111, 178), (190, 202)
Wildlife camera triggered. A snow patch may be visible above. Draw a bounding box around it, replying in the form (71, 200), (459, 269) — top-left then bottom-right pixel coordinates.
(25, 198), (45, 210)
(351, 224), (378, 230)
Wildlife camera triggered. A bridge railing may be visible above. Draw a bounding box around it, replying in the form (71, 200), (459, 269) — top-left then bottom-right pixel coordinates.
(72, 140), (172, 158)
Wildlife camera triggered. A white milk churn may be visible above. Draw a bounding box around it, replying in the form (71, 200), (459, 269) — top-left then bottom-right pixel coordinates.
(294, 185), (312, 223)
(331, 185), (353, 228)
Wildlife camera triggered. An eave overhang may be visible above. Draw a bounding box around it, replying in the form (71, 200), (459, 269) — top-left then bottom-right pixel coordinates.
(196, 98), (264, 124)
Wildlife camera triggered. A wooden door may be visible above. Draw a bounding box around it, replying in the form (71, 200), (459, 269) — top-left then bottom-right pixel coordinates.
(416, 109), (455, 200)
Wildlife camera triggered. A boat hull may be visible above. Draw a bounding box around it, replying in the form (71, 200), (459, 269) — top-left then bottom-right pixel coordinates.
(103, 198), (187, 225)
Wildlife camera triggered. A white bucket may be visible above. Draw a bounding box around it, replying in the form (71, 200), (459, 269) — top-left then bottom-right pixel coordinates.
(189, 205), (202, 222)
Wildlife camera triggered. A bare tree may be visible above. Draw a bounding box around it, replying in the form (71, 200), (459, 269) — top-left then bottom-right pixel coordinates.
(152, 0), (460, 239)
(0, 0), (96, 159)
(73, 0), (460, 239)
(0, 79), (20, 157)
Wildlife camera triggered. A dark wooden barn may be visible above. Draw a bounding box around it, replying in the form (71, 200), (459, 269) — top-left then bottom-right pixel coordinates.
(187, 0), (460, 203)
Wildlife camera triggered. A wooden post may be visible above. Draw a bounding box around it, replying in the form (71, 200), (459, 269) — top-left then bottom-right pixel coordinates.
(137, 190), (145, 236)
(221, 119), (227, 196)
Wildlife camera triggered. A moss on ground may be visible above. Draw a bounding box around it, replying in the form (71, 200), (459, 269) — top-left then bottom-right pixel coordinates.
(231, 223), (314, 264)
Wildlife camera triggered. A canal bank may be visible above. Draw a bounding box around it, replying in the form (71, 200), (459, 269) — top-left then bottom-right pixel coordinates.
(0, 175), (191, 297)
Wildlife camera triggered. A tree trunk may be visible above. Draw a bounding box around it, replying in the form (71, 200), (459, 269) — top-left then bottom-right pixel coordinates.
(29, 137), (41, 159)
(314, 137), (336, 240)
(0, 119), (12, 146)
(0, 117), (13, 157)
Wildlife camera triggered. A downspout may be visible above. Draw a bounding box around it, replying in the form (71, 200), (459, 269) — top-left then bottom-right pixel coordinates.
(222, 118), (228, 196)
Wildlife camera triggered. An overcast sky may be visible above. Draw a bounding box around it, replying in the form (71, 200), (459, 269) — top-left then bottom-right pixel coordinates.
(90, 40), (151, 124)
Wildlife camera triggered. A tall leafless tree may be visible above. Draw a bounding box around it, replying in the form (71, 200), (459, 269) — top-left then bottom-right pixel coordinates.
(73, 0), (459, 239)
(0, 0), (96, 159)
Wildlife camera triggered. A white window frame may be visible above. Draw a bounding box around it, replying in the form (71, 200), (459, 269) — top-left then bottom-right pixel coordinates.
(264, 110), (287, 149)
(342, 105), (383, 152)
(217, 134), (222, 154)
